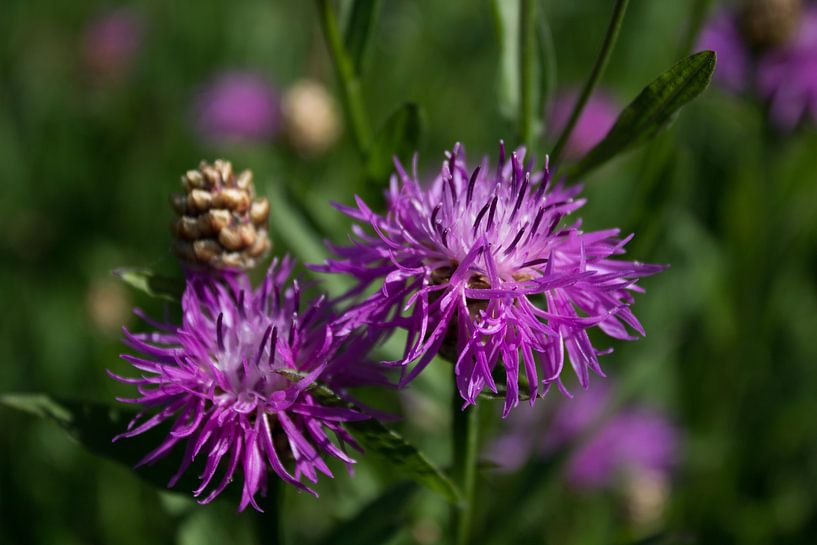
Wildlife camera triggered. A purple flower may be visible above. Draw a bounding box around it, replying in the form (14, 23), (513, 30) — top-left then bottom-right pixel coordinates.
(82, 8), (145, 82)
(485, 386), (680, 492)
(565, 408), (680, 490)
(758, 7), (817, 129)
(194, 71), (282, 144)
(696, 11), (751, 92)
(548, 91), (618, 159)
(313, 143), (664, 416)
(111, 258), (372, 511)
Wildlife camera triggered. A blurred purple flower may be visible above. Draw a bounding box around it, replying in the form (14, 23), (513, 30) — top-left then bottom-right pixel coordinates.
(194, 72), (282, 144)
(565, 408), (680, 490)
(486, 386), (680, 492)
(548, 91), (618, 159)
(758, 7), (817, 129)
(313, 143), (664, 416)
(696, 11), (751, 92)
(112, 258), (373, 510)
(82, 8), (145, 82)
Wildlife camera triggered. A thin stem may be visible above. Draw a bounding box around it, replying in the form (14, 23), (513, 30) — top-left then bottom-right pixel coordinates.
(451, 381), (479, 545)
(316, 0), (373, 158)
(518, 0), (537, 152)
(550, 0), (629, 167)
(257, 478), (285, 545)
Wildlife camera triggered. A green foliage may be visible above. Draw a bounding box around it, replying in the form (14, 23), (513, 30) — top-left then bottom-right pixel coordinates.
(114, 269), (184, 302)
(365, 102), (425, 187)
(343, 0), (382, 76)
(568, 50), (716, 178)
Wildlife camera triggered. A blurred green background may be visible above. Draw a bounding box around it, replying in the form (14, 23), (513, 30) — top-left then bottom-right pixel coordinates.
(2, 0), (817, 544)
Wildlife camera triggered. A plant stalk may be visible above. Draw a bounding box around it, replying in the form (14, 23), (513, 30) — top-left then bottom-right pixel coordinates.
(451, 381), (479, 545)
(519, 0), (537, 152)
(550, 0), (629, 167)
(316, 0), (373, 159)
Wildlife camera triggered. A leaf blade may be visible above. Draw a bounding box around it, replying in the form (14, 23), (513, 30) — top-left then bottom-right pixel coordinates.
(343, 0), (382, 76)
(365, 102), (425, 187)
(114, 268), (184, 302)
(569, 50), (716, 178)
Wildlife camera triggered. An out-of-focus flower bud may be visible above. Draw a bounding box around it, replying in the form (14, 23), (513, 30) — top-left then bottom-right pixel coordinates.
(82, 8), (145, 83)
(171, 160), (270, 271)
(86, 277), (130, 334)
(282, 79), (341, 156)
(621, 468), (671, 530)
(741, 0), (803, 49)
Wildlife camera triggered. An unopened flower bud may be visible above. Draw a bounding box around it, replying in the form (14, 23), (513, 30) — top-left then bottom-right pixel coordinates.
(741, 0), (802, 49)
(283, 79), (341, 156)
(171, 160), (270, 270)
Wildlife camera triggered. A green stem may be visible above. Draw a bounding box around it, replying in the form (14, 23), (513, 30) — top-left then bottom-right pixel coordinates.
(451, 381), (479, 545)
(257, 478), (285, 545)
(550, 0), (629, 166)
(316, 0), (373, 159)
(518, 0), (537, 152)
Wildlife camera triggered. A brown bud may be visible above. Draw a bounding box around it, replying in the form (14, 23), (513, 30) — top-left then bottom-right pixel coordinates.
(206, 209), (231, 233)
(171, 194), (188, 214)
(183, 169), (205, 190)
(236, 169), (253, 191)
(171, 160), (271, 271)
(214, 188), (250, 212)
(741, 0), (802, 49)
(188, 189), (213, 211)
(193, 239), (222, 262)
(175, 216), (200, 240)
(250, 197), (270, 225)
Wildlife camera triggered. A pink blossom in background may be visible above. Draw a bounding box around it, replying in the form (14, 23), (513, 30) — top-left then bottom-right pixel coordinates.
(548, 91), (618, 159)
(758, 7), (817, 129)
(82, 7), (145, 82)
(194, 71), (283, 145)
(696, 11), (751, 93)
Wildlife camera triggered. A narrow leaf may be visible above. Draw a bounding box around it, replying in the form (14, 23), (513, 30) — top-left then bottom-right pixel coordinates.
(0, 394), (205, 495)
(568, 50), (716, 178)
(343, 0), (382, 76)
(366, 103), (424, 186)
(114, 268), (184, 302)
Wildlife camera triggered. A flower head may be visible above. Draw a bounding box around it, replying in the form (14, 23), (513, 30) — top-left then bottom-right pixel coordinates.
(314, 143), (664, 416)
(194, 71), (282, 145)
(112, 258), (371, 510)
(82, 8), (145, 83)
(565, 408), (680, 490)
(757, 6), (817, 129)
(548, 91), (618, 159)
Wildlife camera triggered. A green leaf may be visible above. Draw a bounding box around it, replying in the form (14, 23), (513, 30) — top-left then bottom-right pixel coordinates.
(343, 0), (382, 76)
(568, 50), (716, 178)
(316, 481), (416, 545)
(0, 394), (204, 495)
(365, 103), (424, 187)
(114, 268), (184, 302)
(276, 370), (462, 503)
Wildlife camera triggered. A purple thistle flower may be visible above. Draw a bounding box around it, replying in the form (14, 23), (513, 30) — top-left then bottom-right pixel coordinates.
(194, 71), (283, 145)
(757, 6), (817, 129)
(111, 258), (372, 511)
(696, 11), (751, 93)
(548, 91), (618, 159)
(565, 408), (680, 490)
(313, 143), (665, 416)
(485, 386), (680, 492)
(82, 7), (145, 82)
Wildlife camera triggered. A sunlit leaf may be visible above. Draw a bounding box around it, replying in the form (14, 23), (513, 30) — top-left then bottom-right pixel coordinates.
(114, 268), (184, 302)
(343, 0), (382, 76)
(569, 50), (716, 178)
